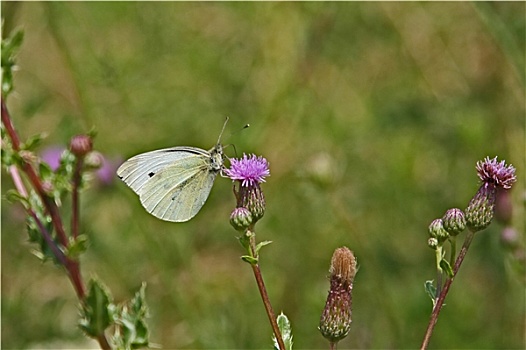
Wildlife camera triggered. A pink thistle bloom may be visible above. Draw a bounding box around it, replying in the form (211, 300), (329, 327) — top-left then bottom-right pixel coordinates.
(225, 154), (270, 187)
(476, 156), (516, 190)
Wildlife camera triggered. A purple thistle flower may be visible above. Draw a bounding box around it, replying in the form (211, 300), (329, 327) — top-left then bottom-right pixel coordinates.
(466, 156), (516, 232)
(226, 154), (270, 227)
(225, 154), (270, 187)
(476, 156), (516, 190)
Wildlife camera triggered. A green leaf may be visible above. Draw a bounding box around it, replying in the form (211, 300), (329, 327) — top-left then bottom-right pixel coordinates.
(25, 214), (60, 264)
(425, 280), (437, 307)
(111, 283), (150, 349)
(1, 28), (24, 97)
(439, 259), (454, 278)
(241, 255), (258, 265)
(79, 278), (113, 338)
(5, 189), (29, 206)
(255, 240), (273, 254)
(21, 132), (47, 151)
(66, 234), (90, 259)
(273, 312), (293, 350)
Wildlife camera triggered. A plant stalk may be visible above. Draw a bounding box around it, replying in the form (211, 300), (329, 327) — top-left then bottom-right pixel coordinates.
(420, 230), (476, 350)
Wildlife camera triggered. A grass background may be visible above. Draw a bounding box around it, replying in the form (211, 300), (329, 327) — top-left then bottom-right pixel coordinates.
(2, 2), (525, 349)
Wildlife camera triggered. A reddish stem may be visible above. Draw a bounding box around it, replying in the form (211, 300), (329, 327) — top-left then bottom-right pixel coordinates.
(247, 232), (285, 350)
(420, 230), (475, 350)
(2, 99), (86, 301)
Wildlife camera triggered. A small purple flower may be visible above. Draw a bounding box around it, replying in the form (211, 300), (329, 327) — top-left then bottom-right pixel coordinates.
(476, 156), (516, 190)
(225, 154), (270, 187)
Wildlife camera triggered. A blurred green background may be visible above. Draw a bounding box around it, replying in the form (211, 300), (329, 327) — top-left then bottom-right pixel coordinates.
(2, 2), (524, 349)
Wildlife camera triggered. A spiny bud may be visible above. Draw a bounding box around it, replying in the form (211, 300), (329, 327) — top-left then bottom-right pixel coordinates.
(319, 247), (357, 344)
(465, 183), (496, 232)
(237, 184), (266, 222)
(428, 218), (449, 243)
(229, 207), (253, 231)
(442, 208), (466, 236)
(69, 134), (92, 158)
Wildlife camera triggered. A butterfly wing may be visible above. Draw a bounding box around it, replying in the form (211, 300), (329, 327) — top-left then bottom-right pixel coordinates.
(117, 147), (203, 194)
(139, 150), (218, 222)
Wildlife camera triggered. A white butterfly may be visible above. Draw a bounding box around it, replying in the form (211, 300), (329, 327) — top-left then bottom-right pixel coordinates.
(117, 120), (227, 222)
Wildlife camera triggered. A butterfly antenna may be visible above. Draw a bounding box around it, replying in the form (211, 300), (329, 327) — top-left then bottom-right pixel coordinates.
(217, 116), (230, 144)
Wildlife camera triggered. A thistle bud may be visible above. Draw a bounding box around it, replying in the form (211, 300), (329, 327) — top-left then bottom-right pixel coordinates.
(442, 208), (466, 236)
(69, 134), (92, 158)
(428, 218), (449, 243)
(230, 207), (253, 231)
(84, 151), (104, 170)
(319, 247), (357, 344)
(465, 183), (496, 232)
(428, 237), (439, 250)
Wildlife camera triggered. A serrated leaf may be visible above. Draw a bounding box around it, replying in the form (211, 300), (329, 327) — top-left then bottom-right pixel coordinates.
(241, 255), (258, 265)
(273, 312), (293, 350)
(111, 283), (150, 349)
(66, 234), (90, 259)
(439, 259), (454, 278)
(79, 278), (113, 337)
(255, 240), (273, 254)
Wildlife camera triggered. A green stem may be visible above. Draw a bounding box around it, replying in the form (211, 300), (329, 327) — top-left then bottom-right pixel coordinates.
(420, 230), (476, 350)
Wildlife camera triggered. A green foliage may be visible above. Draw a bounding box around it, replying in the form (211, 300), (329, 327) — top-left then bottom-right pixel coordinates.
(274, 313), (293, 350)
(65, 234), (90, 259)
(1, 26), (24, 97)
(79, 278), (113, 338)
(79, 279), (150, 349)
(439, 258), (454, 279)
(111, 283), (150, 350)
(424, 281), (437, 308)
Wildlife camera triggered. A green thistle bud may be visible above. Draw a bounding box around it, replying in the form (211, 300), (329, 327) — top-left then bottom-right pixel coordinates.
(229, 207), (253, 231)
(428, 237), (439, 250)
(84, 151), (104, 170)
(428, 219), (449, 243)
(465, 183), (496, 232)
(442, 208), (466, 236)
(319, 247), (357, 345)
